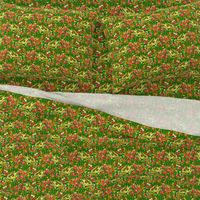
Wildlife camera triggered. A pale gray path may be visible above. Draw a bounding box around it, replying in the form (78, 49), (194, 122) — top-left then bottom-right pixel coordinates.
(0, 84), (200, 136)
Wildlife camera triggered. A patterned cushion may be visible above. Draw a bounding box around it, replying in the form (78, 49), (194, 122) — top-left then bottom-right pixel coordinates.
(1, 0), (199, 99)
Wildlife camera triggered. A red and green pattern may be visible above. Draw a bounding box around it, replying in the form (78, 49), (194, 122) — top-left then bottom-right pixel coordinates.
(103, 0), (200, 99)
(0, 91), (200, 199)
(0, 1), (199, 98)
(0, 2), (101, 92)
(0, 1), (200, 198)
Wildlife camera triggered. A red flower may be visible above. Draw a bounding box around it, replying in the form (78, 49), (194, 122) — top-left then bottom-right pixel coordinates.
(160, 184), (172, 195)
(41, 153), (54, 165)
(43, 119), (54, 131)
(103, 187), (113, 196)
(123, 19), (134, 26)
(72, 165), (84, 177)
(161, 63), (171, 72)
(145, 7), (151, 14)
(98, 136), (108, 145)
(180, 19), (191, 29)
(68, 150), (80, 163)
(157, 49), (168, 61)
(125, 150), (137, 161)
(191, 165), (200, 175)
(186, 31), (196, 41)
(189, 189), (200, 197)
(131, 184), (143, 194)
(1, 23), (10, 33)
(132, 164), (145, 175)
(184, 150), (197, 162)
(2, 36), (12, 46)
(55, 53), (66, 65)
(66, 134), (80, 143)
(13, 154), (26, 166)
(17, 169), (28, 181)
(162, 166), (175, 177)
(45, 195), (55, 200)
(44, 82), (56, 92)
(99, 179), (110, 188)
(69, 178), (82, 188)
(154, 150), (167, 162)
(189, 176), (197, 185)
(185, 45), (197, 56)
(189, 58), (198, 68)
(103, 164), (114, 176)
(26, 50), (37, 61)
(72, 193), (85, 200)
(97, 149), (108, 160)
(27, 23), (38, 33)
(0, 49), (8, 61)
(33, 13), (44, 22)
(93, 114), (106, 126)
(41, 179), (52, 191)
(151, 22), (162, 35)
(28, 36), (41, 47)
(63, 16), (74, 24)
(59, 40), (71, 51)
(4, 11), (15, 19)
(63, 107), (77, 118)
(89, 11), (97, 20)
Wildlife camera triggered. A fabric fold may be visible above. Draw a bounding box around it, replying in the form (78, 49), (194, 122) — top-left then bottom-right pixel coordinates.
(0, 84), (199, 136)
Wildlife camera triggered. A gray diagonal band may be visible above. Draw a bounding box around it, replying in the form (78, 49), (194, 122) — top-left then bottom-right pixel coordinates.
(0, 84), (199, 136)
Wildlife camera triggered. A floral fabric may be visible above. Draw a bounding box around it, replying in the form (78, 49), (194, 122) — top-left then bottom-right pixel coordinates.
(0, 1), (200, 199)
(0, 0), (199, 99)
(0, 91), (200, 199)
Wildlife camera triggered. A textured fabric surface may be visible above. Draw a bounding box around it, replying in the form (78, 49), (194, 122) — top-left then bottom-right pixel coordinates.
(103, 1), (200, 99)
(0, 2), (101, 92)
(0, 84), (200, 136)
(0, 1), (200, 199)
(0, 1), (199, 99)
(0, 90), (200, 199)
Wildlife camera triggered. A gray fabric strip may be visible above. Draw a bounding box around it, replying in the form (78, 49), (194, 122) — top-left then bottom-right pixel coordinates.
(0, 84), (199, 136)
